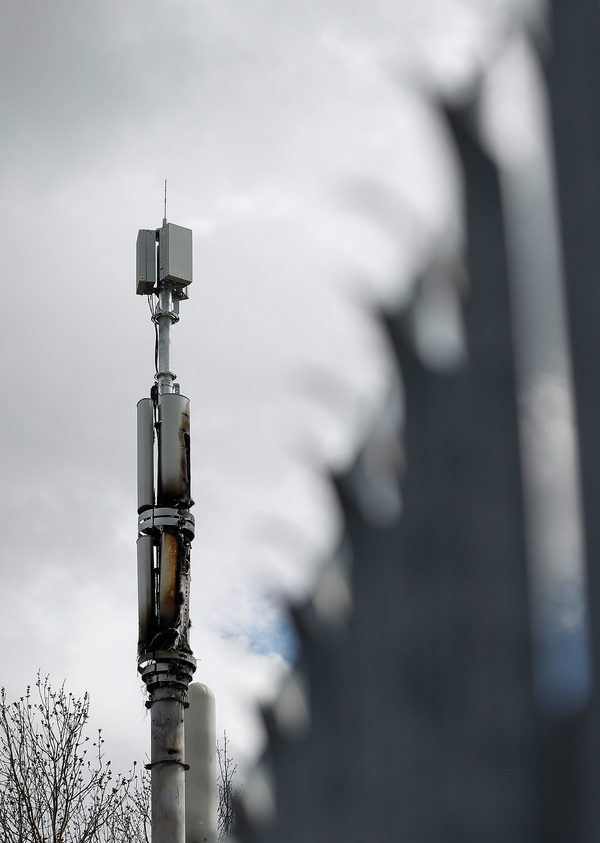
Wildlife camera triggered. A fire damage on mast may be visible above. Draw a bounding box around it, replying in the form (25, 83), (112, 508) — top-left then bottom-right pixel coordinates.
(136, 216), (196, 842)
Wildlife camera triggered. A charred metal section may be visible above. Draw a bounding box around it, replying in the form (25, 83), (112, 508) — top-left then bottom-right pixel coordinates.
(137, 387), (195, 658)
(137, 534), (155, 649)
(137, 398), (155, 514)
(158, 393), (192, 509)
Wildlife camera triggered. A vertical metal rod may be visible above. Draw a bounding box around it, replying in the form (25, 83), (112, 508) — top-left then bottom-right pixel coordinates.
(157, 285), (176, 395)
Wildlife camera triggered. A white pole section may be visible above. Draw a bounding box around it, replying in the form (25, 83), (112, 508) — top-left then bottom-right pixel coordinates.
(185, 683), (218, 843)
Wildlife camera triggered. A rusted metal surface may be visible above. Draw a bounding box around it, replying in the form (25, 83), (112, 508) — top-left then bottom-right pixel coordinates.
(159, 531), (180, 630)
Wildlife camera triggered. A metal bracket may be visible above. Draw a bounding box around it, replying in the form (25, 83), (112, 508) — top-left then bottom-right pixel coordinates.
(138, 507), (195, 540)
(145, 760), (190, 771)
(152, 309), (180, 326)
(138, 650), (197, 699)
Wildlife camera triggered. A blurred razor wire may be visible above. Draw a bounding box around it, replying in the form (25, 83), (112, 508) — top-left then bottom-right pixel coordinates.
(234, 0), (600, 840)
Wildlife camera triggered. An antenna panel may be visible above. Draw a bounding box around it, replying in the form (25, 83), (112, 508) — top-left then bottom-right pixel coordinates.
(137, 398), (155, 513)
(158, 223), (193, 286)
(136, 229), (157, 295)
(137, 535), (154, 649)
(158, 393), (192, 507)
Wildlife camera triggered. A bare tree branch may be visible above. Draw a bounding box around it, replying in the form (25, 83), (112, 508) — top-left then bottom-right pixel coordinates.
(0, 676), (149, 843)
(216, 731), (242, 841)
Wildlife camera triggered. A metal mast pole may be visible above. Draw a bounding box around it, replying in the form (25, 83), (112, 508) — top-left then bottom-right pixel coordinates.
(136, 218), (195, 843)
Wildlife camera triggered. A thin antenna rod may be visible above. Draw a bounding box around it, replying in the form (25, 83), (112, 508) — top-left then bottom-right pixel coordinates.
(163, 180), (168, 226)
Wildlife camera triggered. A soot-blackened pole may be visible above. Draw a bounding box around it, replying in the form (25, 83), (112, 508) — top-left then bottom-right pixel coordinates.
(136, 218), (196, 843)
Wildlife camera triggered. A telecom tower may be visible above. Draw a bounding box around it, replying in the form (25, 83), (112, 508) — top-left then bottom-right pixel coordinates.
(136, 213), (216, 843)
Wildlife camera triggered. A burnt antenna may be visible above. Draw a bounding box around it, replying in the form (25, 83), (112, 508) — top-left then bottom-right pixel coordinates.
(135, 217), (200, 843)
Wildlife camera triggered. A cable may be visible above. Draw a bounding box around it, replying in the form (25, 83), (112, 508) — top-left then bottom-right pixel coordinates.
(154, 321), (159, 375)
(147, 294), (159, 374)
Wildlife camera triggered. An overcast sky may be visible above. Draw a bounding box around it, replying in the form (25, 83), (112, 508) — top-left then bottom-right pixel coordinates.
(0, 0), (528, 775)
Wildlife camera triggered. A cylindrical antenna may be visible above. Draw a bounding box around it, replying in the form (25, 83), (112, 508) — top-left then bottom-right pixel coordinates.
(164, 179), (168, 226)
